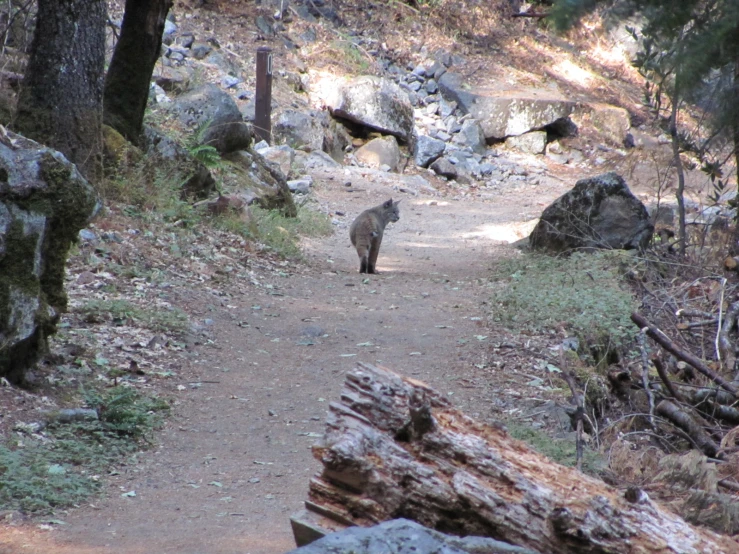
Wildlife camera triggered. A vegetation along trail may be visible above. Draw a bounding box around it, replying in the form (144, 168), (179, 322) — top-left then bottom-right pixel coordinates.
(0, 164), (571, 554)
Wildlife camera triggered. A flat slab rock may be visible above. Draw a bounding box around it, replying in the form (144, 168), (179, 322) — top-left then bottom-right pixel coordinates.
(287, 518), (540, 554)
(438, 72), (576, 141)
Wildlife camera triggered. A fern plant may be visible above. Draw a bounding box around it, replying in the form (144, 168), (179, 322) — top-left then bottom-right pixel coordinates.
(186, 119), (222, 169)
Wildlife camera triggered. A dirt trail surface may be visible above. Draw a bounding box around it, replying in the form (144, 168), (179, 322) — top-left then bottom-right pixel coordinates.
(0, 162), (580, 554)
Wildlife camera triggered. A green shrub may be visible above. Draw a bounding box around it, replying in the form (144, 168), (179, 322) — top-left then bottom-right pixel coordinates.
(76, 299), (190, 335)
(506, 422), (604, 475)
(491, 251), (637, 360)
(0, 387), (169, 515)
(250, 202), (333, 258)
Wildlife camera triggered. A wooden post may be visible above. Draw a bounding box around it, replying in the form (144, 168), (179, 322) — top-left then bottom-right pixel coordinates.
(254, 47), (273, 143)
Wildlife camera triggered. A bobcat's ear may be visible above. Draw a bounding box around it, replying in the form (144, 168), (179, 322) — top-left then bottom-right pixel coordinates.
(394, 199), (401, 206)
(383, 198), (394, 207)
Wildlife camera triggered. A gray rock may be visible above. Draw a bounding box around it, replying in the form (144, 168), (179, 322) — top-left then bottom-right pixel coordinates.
(257, 144), (295, 179)
(425, 78), (438, 94)
(429, 157), (456, 179)
(0, 133), (100, 384)
(322, 117), (352, 162)
(439, 97), (457, 119)
(355, 135), (401, 172)
(255, 15), (275, 36)
(272, 109), (325, 152)
(506, 131), (548, 155)
(287, 177), (313, 194)
(288, 518), (539, 554)
(414, 134), (446, 168)
(293, 149), (342, 171)
(438, 72), (576, 141)
(573, 103), (631, 147)
(222, 76), (241, 89)
(190, 41), (212, 60)
(169, 83), (252, 154)
(222, 150), (296, 214)
(530, 172), (654, 253)
(151, 65), (192, 93)
(163, 19), (177, 36)
(325, 76), (414, 142)
(452, 119), (487, 154)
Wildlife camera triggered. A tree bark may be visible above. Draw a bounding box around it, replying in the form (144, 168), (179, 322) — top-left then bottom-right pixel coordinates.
(13, 0), (106, 182)
(103, 0), (173, 146)
(297, 362), (738, 553)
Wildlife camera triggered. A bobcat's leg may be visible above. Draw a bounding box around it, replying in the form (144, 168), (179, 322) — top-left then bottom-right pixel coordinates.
(367, 233), (383, 274)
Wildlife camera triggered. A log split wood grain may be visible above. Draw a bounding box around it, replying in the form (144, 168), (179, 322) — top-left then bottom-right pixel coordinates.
(305, 363), (738, 553)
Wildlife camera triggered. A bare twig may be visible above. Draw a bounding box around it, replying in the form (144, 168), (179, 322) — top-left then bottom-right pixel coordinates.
(718, 300), (739, 377)
(560, 370), (584, 472)
(637, 332), (656, 429)
(715, 278), (727, 365)
(653, 357), (683, 402)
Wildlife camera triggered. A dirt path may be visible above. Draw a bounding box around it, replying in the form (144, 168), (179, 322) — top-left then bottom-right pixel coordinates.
(0, 165), (573, 554)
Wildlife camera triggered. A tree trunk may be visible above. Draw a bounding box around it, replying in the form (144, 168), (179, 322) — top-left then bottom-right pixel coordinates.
(295, 363), (739, 553)
(103, 0), (173, 146)
(13, 0), (106, 182)
(730, 53), (739, 257)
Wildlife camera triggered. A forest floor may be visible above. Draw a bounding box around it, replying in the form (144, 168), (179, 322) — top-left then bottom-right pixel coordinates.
(0, 151), (692, 554)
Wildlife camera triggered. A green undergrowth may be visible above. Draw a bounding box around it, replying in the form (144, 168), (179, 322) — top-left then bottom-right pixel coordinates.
(491, 250), (637, 363)
(103, 155), (332, 260)
(0, 387), (169, 515)
(506, 422), (604, 475)
(248, 203), (333, 258)
(75, 299), (190, 335)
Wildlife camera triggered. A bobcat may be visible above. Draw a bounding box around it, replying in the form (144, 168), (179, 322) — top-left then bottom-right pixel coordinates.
(349, 198), (401, 274)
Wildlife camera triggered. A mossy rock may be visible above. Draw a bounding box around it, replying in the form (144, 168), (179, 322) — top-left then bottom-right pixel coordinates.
(0, 131), (100, 383)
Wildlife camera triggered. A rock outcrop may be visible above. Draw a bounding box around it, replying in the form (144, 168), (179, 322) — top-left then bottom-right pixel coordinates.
(438, 72), (577, 142)
(0, 133), (100, 383)
(530, 172), (653, 253)
(324, 76), (414, 143)
(168, 83), (252, 154)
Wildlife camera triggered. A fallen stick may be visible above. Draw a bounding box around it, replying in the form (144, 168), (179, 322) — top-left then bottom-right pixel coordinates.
(631, 312), (738, 397)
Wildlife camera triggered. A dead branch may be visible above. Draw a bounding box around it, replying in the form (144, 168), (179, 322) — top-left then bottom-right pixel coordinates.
(560, 371), (584, 471)
(655, 400), (721, 458)
(638, 332), (656, 429)
(718, 301), (739, 376)
(512, 11), (548, 18)
(631, 312), (739, 397)
(294, 363), (739, 553)
(653, 357), (683, 402)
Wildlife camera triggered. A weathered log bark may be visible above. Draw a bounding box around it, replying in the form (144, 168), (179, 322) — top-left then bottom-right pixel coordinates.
(296, 363), (739, 553)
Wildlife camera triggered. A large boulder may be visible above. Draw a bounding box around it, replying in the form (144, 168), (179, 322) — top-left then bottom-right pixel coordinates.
(530, 172), (653, 253)
(272, 109), (325, 152)
(0, 133), (100, 384)
(572, 103), (632, 147)
(354, 135), (401, 172)
(288, 518), (538, 554)
(324, 76), (414, 143)
(223, 149), (297, 217)
(414, 134), (446, 168)
(168, 83), (252, 154)
(143, 127), (217, 199)
(438, 72), (576, 141)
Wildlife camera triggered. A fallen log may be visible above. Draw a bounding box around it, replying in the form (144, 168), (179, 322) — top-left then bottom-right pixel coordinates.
(293, 362), (739, 553)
